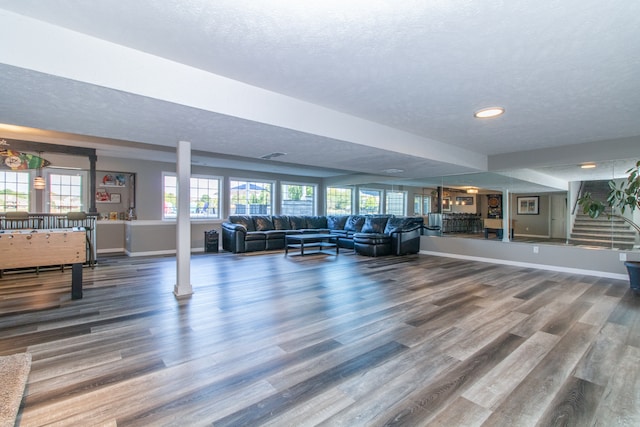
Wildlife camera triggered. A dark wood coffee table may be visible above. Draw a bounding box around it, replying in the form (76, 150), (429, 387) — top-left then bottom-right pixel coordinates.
(285, 233), (338, 256)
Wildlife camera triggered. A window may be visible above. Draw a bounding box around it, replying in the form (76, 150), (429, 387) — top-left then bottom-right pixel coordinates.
(48, 172), (84, 213)
(163, 175), (177, 218)
(0, 171), (30, 211)
(281, 183), (316, 215)
(359, 189), (381, 214)
(191, 176), (221, 218)
(386, 190), (407, 216)
(414, 195), (431, 215)
(163, 174), (221, 219)
(229, 179), (273, 215)
(326, 186), (353, 215)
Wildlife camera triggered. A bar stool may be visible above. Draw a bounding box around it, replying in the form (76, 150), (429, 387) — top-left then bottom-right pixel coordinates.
(2, 211), (42, 229)
(59, 212), (95, 268)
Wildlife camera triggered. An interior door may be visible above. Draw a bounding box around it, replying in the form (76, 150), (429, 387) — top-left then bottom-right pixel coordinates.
(550, 194), (567, 239)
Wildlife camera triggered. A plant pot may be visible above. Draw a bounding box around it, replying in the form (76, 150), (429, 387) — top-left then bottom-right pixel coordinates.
(624, 261), (640, 294)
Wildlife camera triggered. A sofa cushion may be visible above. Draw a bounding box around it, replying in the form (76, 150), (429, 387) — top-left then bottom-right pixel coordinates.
(263, 230), (286, 239)
(384, 216), (424, 234)
(245, 231), (266, 241)
(272, 215), (291, 230)
(383, 217), (406, 234)
(230, 215), (255, 232)
(361, 216), (390, 234)
(306, 216), (328, 229)
(344, 215), (365, 232)
(327, 215), (348, 230)
(289, 216), (307, 230)
(253, 215), (275, 231)
(404, 216), (424, 228)
(329, 229), (348, 237)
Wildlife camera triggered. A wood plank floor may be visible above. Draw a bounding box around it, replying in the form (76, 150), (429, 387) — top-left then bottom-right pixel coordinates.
(1, 251), (639, 426)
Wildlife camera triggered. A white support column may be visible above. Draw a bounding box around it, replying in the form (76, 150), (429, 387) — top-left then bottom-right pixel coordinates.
(174, 140), (193, 298)
(502, 189), (511, 242)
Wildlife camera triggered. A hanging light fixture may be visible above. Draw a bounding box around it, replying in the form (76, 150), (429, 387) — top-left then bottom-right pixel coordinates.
(34, 151), (46, 190)
(33, 176), (46, 190)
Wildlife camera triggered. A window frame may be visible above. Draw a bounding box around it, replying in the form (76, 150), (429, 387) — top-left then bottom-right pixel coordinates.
(162, 172), (223, 220)
(190, 174), (223, 220)
(45, 169), (88, 213)
(280, 181), (317, 216)
(414, 194), (431, 216)
(385, 190), (407, 216)
(326, 186), (354, 215)
(358, 188), (382, 215)
(228, 178), (275, 216)
(0, 170), (31, 212)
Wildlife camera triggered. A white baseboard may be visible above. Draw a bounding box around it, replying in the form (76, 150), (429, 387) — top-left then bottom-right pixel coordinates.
(97, 248), (126, 254)
(124, 248), (206, 257)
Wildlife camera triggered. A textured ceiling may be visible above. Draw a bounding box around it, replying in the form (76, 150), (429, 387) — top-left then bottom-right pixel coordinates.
(0, 0), (639, 192)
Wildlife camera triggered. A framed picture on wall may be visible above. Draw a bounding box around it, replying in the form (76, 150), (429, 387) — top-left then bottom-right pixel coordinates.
(96, 190), (110, 202)
(442, 197), (452, 212)
(517, 196), (539, 215)
(456, 196), (474, 205)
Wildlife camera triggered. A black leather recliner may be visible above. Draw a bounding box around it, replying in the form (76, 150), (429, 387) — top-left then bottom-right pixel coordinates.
(353, 216), (392, 256)
(221, 215), (268, 253)
(353, 216), (423, 257)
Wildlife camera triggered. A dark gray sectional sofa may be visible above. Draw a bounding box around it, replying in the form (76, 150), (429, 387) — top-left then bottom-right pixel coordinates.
(221, 214), (424, 257)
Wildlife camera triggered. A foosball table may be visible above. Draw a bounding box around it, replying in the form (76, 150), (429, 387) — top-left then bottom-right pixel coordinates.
(0, 228), (87, 299)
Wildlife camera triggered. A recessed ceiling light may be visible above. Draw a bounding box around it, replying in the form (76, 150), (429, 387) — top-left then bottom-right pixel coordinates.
(466, 188), (478, 194)
(580, 163), (597, 169)
(474, 107), (505, 119)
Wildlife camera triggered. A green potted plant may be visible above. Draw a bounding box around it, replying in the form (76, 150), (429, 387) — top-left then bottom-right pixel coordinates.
(578, 160), (640, 294)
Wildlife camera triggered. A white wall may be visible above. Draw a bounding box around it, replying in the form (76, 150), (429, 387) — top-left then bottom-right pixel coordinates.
(420, 235), (639, 279)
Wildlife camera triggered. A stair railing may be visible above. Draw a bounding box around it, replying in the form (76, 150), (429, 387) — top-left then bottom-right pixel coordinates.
(571, 181), (585, 215)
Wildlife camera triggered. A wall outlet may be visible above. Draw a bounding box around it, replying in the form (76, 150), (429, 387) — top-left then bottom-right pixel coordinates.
(620, 253), (627, 261)
(533, 246), (539, 254)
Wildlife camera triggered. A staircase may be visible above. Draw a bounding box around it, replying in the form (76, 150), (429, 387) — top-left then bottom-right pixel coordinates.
(570, 180), (637, 249)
